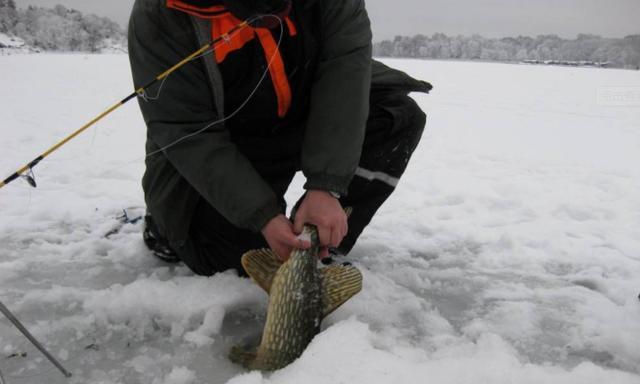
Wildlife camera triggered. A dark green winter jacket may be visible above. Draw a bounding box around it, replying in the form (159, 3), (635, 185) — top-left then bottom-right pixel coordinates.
(128, 0), (431, 247)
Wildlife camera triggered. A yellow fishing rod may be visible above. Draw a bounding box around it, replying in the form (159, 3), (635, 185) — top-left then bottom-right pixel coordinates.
(0, 19), (249, 190)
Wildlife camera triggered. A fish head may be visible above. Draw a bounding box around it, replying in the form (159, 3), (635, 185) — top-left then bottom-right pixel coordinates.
(299, 224), (319, 247)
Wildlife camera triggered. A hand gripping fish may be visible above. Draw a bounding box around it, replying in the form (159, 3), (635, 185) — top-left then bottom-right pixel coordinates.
(230, 224), (363, 371)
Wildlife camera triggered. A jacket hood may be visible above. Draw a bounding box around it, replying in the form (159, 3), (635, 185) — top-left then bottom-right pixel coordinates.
(168, 0), (304, 28)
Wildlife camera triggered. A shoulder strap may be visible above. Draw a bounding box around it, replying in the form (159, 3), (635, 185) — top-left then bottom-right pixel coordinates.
(189, 15), (226, 119)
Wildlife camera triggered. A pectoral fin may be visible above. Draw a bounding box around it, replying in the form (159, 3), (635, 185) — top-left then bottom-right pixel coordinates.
(229, 345), (257, 368)
(241, 249), (283, 293)
(320, 265), (363, 318)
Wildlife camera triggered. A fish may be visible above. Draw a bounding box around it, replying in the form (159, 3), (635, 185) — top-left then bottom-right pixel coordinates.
(229, 224), (363, 371)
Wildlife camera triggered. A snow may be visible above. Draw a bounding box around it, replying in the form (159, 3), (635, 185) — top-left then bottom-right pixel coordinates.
(0, 33), (30, 54)
(1, 54), (639, 383)
(0, 33), (23, 48)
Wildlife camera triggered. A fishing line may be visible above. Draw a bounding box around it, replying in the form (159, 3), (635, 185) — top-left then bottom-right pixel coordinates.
(65, 15), (280, 180)
(138, 37), (219, 103)
(137, 73), (170, 102)
(143, 14), (285, 159)
(89, 119), (100, 150)
(2, 14), (283, 196)
(134, 48), (214, 104)
(0, 15), (255, 190)
(38, 13), (285, 189)
(0, 16), (287, 379)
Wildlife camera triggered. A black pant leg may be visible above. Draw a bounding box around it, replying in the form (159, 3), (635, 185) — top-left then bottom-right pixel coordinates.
(339, 93), (426, 253)
(175, 199), (267, 276)
(174, 132), (301, 277)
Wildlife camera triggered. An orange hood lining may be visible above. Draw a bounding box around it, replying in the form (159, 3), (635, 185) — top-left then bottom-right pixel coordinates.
(166, 0), (296, 118)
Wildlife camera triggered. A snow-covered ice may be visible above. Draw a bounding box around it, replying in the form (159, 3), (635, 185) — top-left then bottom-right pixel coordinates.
(0, 55), (639, 383)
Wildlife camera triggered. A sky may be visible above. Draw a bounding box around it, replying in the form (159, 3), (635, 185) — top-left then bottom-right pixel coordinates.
(15, 0), (640, 41)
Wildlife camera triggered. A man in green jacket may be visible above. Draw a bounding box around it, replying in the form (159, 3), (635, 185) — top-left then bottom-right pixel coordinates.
(128, 0), (431, 276)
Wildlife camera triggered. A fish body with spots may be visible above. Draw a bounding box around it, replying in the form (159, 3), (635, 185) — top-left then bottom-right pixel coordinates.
(231, 225), (362, 371)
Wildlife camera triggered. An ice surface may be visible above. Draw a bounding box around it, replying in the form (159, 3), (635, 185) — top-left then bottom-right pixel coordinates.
(0, 55), (639, 383)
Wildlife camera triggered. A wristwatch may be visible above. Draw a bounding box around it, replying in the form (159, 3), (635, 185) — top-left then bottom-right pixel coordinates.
(329, 191), (341, 199)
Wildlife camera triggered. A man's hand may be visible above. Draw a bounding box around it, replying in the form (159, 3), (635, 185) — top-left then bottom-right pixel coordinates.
(293, 190), (347, 258)
(262, 214), (310, 262)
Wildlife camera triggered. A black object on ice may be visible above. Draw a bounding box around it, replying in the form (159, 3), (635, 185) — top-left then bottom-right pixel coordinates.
(0, 301), (72, 378)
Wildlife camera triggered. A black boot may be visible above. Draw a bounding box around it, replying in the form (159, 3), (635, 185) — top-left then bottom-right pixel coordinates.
(143, 214), (181, 263)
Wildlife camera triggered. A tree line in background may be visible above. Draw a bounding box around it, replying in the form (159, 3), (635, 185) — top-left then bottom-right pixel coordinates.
(0, 0), (124, 52)
(374, 33), (640, 69)
(2, 0), (640, 68)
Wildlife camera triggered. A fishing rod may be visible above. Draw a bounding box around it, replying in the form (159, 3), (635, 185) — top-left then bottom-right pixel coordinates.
(0, 19), (250, 191)
(0, 301), (72, 378)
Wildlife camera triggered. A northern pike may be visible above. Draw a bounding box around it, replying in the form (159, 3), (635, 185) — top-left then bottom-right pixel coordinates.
(230, 224), (363, 371)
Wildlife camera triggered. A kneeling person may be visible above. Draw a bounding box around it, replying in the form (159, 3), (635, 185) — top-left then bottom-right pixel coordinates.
(128, 0), (432, 275)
